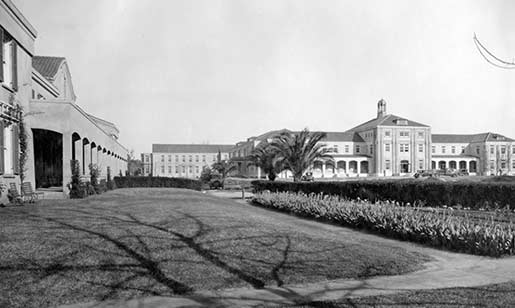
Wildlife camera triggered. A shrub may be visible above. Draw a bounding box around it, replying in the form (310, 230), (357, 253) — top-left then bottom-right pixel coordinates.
(251, 180), (515, 210)
(69, 160), (87, 199)
(89, 164), (101, 194)
(252, 191), (515, 257)
(106, 167), (116, 190)
(114, 176), (202, 191)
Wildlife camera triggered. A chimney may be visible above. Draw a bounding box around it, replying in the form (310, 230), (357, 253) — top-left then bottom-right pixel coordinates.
(377, 99), (387, 118)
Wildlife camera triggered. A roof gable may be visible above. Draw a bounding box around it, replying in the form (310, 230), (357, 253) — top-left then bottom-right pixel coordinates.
(344, 114), (429, 134)
(32, 56), (65, 80)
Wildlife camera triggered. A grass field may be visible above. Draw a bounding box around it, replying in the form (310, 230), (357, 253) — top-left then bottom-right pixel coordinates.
(0, 188), (428, 308)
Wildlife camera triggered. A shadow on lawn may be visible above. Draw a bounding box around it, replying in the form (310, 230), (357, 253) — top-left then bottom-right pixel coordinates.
(3, 202), (342, 306)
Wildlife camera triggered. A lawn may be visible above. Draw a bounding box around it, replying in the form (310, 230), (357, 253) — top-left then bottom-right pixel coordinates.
(0, 188), (428, 308)
(290, 281), (515, 307)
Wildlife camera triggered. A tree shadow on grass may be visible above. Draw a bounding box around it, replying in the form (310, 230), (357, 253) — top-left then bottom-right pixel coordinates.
(1, 203), (347, 307)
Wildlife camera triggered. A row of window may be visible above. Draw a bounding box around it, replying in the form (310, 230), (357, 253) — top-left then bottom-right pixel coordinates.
(431, 145), (515, 155)
(383, 160), (425, 170)
(490, 160), (515, 170)
(160, 154), (224, 163)
(159, 165), (204, 174)
(384, 131), (425, 138)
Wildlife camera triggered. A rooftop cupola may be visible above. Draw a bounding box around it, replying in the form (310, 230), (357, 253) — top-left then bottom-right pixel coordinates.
(377, 99), (387, 118)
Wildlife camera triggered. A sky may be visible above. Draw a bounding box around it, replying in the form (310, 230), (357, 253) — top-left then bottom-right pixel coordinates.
(13, 0), (515, 155)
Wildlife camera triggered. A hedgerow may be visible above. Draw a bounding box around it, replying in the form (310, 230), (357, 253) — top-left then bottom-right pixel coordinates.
(114, 176), (202, 191)
(251, 191), (515, 257)
(251, 180), (515, 210)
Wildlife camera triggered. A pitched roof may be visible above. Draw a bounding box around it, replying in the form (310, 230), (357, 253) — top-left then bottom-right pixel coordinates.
(32, 56), (65, 80)
(152, 144), (234, 153)
(432, 133), (514, 143)
(322, 132), (365, 142)
(345, 114), (429, 133)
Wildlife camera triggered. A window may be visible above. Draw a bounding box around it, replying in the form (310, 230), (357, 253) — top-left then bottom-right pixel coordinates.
(461, 146), (465, 154)
(369, 145), (373, 154)
(418, 144), (423, 153)
(442, 146), (446, 154)
(161, 155), (164, 162)
(501, 146), (506, 154)
(513, 146), (515, 155)
(202, 155), (206, 162)
(490, 160), (495, 170)
(512, 161), (515, 169)
(195, 155), (199, 162)
(451, 146), (455, 154)
(1, 29), (18, 90)
(333, 145), (338, 153)
(432, 146), (435, 154)
(385, 160), (391, 170)
(356, 145), (360, 153)
(501, 161), (506, 169)
(168, 166), (172, 173)
(400, 131), (409, 138)
(196, 166), (199, 173)
(175, 155), (179, 162)
(182, 155), (185, 162)
(213, 155), (216, 162)
(182, 166), (186, 173)
(161, 166), (165, 173)
(476, 147), (480, 155)
(345, 145), (349, 153)
(189, 155), (192, 162)
(385, 131), (391, 137)
(175, 167), (179, 174)
(189, 166), (192, 173)
(417, 131), (424, 138)
(418, 160), (424, 170)
(400, 144), (409, 153)
(490, 146), (494, 154)
(385, 144), (390, 152)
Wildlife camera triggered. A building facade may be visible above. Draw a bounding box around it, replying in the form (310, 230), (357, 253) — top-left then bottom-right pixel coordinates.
(151, 144), (232, 179)
(0, 0), (128, 198)
(141, 153), (152, 176)
(230, 100), (514, 178)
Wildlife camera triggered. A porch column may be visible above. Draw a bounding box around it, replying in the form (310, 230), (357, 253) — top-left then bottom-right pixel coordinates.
(257, 167), (261, 179)
(74, 139), (83, 175)
(322, 163), (326, 178)
(63, 133), (72, 194)
(357, 160), (361, 174)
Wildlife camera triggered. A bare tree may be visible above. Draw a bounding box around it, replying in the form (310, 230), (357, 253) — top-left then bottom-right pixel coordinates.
(473, 33), (515, 69)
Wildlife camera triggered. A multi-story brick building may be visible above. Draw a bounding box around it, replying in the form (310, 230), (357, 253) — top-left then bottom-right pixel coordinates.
(151, 144), (233, 179)
(230, 99), (514, 178)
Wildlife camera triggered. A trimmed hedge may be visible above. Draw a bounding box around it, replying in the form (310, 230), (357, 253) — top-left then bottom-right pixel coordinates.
(114, 176), (202, 191)
(251, 180), (515, 210)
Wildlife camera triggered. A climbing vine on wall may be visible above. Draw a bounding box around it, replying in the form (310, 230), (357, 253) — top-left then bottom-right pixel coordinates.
(17, 105), (28, 183)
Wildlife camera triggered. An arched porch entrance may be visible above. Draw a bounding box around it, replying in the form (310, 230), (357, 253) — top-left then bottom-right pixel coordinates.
(32, 129), (63, 189)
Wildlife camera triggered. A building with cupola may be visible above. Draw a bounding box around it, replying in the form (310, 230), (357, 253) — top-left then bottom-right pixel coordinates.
(228, 99), (514, 178)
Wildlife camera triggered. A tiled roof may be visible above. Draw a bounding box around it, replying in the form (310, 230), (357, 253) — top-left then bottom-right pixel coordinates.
(345, 114), (429, 133)
(432, 133), (514, 143)
(152, 144), (234, 153)
(322, 132), (365, 142)
(32, 56), (65, 80)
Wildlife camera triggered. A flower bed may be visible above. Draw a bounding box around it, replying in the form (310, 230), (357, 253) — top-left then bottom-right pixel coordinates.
(251, 192), (515, 257)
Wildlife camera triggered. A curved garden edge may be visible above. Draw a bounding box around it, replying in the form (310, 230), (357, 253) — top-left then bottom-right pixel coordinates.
(249, 192), (515, 257)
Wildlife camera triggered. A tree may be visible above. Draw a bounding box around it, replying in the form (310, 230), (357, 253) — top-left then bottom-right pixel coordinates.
(271, 128), (333, 182)
(212, 160), (237, 188)
(248, 141), (282, 181)
(473, 33), (515, 69)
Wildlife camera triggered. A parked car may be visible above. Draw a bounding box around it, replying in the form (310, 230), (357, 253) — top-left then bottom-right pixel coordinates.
(413, 170), (438, 178)
(301, 172), (314, 182)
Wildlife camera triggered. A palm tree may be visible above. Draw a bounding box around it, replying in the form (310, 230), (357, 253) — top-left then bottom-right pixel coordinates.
(271, 128), (333, 182)
(212, 160), (237, 188)
(248, 142), (282, 181)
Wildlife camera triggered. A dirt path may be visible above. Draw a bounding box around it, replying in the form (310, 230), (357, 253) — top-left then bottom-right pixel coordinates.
(59, 190), (515, 308)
